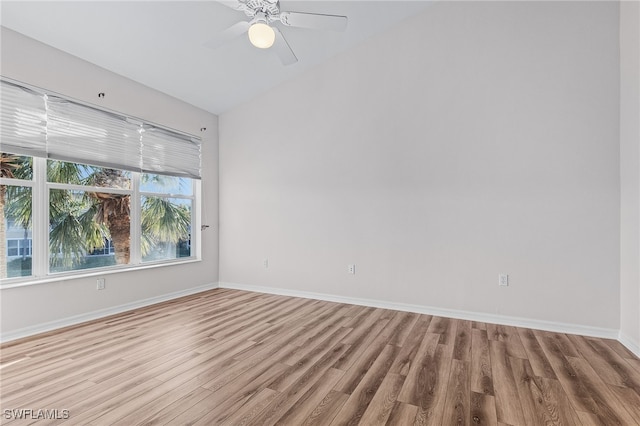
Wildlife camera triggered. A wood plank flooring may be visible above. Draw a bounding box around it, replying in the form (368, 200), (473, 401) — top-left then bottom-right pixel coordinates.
(1, 288), (639, 425)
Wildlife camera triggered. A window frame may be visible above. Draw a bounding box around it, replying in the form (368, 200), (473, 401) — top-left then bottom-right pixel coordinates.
(1, 156), (201, 287)
(139, 191), (195, 264)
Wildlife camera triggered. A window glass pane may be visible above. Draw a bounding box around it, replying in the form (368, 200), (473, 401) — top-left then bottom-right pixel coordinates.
(141, 196), (192, 262)
(1, 153), (33, 180)
(140, 173), (192, 196)
(47, 159), (131, 189)
(2, 157), (197, 280)
(49, 189), (129, 273)
(2, 185), (32, 278)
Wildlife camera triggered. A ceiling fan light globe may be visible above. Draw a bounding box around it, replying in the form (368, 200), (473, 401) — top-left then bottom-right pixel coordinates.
(248, 22), (276, 49)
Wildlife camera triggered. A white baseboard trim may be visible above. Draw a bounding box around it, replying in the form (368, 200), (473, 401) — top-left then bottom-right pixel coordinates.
(0, 282), (219, 343)
(219, 282), (621, 341)
(4, 281), (637, 359)
(618, 331), (640, 358)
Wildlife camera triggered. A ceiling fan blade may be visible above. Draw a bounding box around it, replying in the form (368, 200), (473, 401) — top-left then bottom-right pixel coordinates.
(279, 11), (347, 31)
(203, 21), (250, 50)
(273, 27), (298, 65)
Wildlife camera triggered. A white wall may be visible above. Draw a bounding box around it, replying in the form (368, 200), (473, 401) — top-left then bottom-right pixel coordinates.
(0, 28), (219, 340)
(620, 1), (640, 354)
(219, 1), (621, 331)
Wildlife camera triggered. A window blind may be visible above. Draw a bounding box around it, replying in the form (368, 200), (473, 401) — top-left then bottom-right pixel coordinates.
(0, 79), (202, 179)
(0, 81), (48, 158)
(46, 96), (143, 173)
(141, 126), (202, 178)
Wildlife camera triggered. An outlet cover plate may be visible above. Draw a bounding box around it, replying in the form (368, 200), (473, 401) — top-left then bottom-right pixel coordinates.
(498, 274), (509, 287)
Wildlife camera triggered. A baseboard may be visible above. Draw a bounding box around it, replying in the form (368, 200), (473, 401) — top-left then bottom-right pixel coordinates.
(4, 281), (636, 358)
(219, 282), (621, 341)
(618, 331), (640, 358)
(0, 282), (219, 343)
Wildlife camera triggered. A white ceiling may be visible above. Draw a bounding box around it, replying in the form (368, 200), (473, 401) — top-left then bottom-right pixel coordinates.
(1, 1), (433, 115)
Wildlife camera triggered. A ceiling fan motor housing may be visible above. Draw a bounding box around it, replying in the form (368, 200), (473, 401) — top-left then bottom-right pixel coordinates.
(242, 0), (280, 19)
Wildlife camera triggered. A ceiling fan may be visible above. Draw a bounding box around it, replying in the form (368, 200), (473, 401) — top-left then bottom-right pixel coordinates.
(206, 0), (348, 65)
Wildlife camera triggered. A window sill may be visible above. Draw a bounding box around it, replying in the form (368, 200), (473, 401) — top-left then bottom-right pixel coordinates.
(0, 258), (201, 290)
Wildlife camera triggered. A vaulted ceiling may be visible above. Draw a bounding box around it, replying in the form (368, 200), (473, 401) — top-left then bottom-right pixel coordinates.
(1, 1), (433, 114)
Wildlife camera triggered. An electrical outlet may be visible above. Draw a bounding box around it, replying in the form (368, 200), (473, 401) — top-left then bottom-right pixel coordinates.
(97, 278), (105, 290)
(348, 264), (356, 274)
(263, 258), (269, 268)
(498, 274), (509, 287)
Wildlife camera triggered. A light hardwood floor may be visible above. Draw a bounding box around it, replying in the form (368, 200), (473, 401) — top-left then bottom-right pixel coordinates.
(1, 288), (639, 425)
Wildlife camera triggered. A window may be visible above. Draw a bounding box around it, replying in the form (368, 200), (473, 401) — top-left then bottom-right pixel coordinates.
(47, 160), (134, 273)
(89, 239), (115, 256)
(6, 239), (32, 257)
(1, 154), (198, 280)
(1, 153), (33, 278)
(19, 240), (32, 256)
(140, 174), (193, 263)
(0, 79), (201, 283)
(7, 240), (18, 257)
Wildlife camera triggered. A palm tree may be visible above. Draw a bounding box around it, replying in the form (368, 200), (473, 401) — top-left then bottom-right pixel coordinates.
(1, 153), (21, 278)
(2, 153), (191, 275)
(50, 164), (191, 269)
(88, 168), (133, 265)
(1, 153), (33, 278)
(141, 196), (191, 260)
